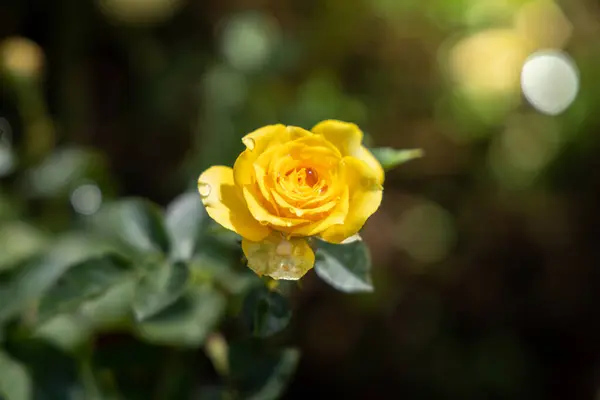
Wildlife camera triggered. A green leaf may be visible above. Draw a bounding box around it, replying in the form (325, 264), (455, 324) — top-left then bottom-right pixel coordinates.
(229, 340), (300, 400)
(5, 340), (81, 399)
(132, 261), (190, 321)
(87, 198), (170, 256)
(78, 278), (137, 328)
(0, 236), (115, 324)
(22, 147), (100, 198)
(314, 239), (374, 293)
(164, 192), (208, 262)
(370, 147), (423, 170)
(80, 359), (119, 400)
(189, 251), (255, 296)
(33, 315), (93, 353)
(34, 278), (137, 352)
(0, 222), (48, 273)
(0, 350), (32, 400)
(135, 286), (226, 347)
(36, 254), (132, 323)
(242, 286), (291, 338)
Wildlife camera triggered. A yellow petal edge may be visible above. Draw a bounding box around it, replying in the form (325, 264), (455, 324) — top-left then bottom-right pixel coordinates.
(197, 166), (270, 242)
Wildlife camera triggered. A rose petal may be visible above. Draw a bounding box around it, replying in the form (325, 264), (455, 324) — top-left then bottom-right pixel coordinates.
(271, 189), (337, 218)
(312, 120), (384, 184)
(355, 145), (385, 185)
(288, 186), (350, 236)
(242, 235), (315, 280)
(320, 157), (383, 243)
(234, 124), (291, 187)
(198, 166), (270, 242)
(242, 185), (311, 228)
(311, 119), (363, 156)
(241, 124), (287, 152)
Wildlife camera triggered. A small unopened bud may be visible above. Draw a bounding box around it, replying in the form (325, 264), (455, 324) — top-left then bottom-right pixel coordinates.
(205, 333), (229, 376)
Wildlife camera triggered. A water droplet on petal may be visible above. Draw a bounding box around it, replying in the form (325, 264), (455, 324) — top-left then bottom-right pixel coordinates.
(198, 182), (211, 198)
(259, 220), (269, 226)
(305, 168), (318, 186)
(242, 136), (255, 150)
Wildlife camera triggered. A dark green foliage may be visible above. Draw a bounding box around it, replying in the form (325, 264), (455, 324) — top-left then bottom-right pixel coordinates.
(228, 339), (300, 400)
(242, 286), (292, 338)
(314, 239), (374, 293)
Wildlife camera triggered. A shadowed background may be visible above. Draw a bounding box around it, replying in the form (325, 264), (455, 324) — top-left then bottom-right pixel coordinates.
(1, 0), (600, 399)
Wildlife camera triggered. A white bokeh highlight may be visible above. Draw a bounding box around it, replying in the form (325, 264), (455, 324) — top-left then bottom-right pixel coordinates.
(220, 13), (279, 72)
(521, 50), (579, 115)
(70, 183), (102, 215)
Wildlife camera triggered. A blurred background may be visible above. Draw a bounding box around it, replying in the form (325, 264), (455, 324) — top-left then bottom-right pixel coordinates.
(1, 0), (600, 398)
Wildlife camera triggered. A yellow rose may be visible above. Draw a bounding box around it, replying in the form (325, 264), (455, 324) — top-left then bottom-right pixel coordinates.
(197, 120), (384, 280)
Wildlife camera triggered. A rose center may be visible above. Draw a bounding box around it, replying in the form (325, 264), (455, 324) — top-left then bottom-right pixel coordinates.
(284, 167), (319, 188)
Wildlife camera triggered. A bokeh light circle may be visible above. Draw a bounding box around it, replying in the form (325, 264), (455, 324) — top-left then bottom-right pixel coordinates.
(521, 50), (579, 116)
(70, 183), (103, 215)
